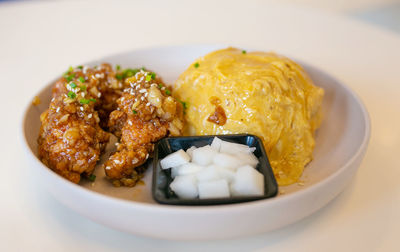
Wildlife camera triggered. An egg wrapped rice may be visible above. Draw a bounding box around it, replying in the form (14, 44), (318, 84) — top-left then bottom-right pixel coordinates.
(174, 48), (324, 186)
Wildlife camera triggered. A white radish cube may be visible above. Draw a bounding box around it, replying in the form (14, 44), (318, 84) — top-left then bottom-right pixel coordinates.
(220, 140), (255, 154)
(198, 179), (230, 199)
(191, 145), (217, 166)
(212, 153), (242, 169)
(196, 166), (221, 182)
(186, 146), (197, 158)
(231, 165), (264, 196)
(160, 149), (190, 169)
(170, 175), (198, 199)
(210, 137), (222, 151)
(175, 163), (204, 176)
(214, 166), (236, 183)
(237, 153), (259, 168)
(171, 166), (179, 178)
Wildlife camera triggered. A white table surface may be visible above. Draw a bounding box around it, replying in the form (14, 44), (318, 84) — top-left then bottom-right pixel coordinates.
(1, 0), (400, 251)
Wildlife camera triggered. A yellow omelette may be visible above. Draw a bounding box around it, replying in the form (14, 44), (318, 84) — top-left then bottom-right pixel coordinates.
(174, 48), (324, 186)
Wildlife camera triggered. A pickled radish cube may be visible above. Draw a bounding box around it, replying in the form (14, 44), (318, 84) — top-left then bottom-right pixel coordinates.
(171, 163), (203, 178)
(210, 137), (223, 151)
(231, 165), (264, 196)
(175, 163), (204, 176)
(196, 166), (221, 182)
(215, 166), (236, 183)
(237, 153), (259, 168)
(170, 175), (198, 199)
(198, 179), (230, 199)
(186, 146), (197, 158)
(171, 166), (179, 178)
(212, 153), (242, 169)
(160, 149), (190, 169)
(192, 145), (217, 166)
(220, 140), (255, 154)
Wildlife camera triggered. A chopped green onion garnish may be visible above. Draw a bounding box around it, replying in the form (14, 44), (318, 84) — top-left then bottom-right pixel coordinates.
(78, 76), (85, 83)
(68, 66), (74, 72)
(80, 85), (87, 91)
(115, 68), (142, 80)
(116, 64), (121, 71)
(125, 71), (134, 78)
(151, 72), (156, 80)
(88, 174), (96, 182)
(77, 65), (83, 69)
(165, 89), (171, 95)
(141, 67), (146, 71)
(79, 98), (96, 104)
(79, 99), (90, 104)
(132, 109), (137, 114)
(242, 50), (247, 54)
(124, 68), (140, 78)
(179, 100), (188, 109)
(65, 74), (74, 82)
(158, 83), (163, 89)
(194, 62), (200, 68)
(145, 74), (152, 82)
(69, 82), (77, 88)
(178, 100), (188, 115)
(67, 91), (76, 99)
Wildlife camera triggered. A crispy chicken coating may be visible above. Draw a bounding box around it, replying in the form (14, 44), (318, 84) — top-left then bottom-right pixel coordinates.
(38, 64), (124, 183)
(104, 71), (185, 187)
(38, 64), (184, 186)
(52, 63), (124, 127)
(38, 88), (109, 183)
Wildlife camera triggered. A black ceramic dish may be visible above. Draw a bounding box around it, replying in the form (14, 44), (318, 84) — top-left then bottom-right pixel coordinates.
(152, 134), (278, 205)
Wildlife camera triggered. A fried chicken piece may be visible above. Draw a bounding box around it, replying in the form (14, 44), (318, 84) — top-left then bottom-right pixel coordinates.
(104, 71), (185, 187)
(38, 64), (182, 185)
(89, 64), (124, 129)
(38, 96), (109, 183)
(38, 64), (122, 183)
(52, 63), (132, 128)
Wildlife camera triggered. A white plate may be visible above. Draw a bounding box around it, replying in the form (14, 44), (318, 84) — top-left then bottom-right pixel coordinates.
(21, 45), (370, 240)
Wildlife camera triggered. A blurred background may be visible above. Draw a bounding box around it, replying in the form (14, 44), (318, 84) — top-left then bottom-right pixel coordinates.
(1, 0), (399, 33)
(284, 0), (400, 34)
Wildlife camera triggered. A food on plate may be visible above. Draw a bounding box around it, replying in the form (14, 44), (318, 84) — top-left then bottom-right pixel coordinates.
(160, 137), (264, 199)
(38, 47), (323, 189)
(38, 64), (184, 185)
(174, 48), (324, 186)
(104, 71), (185, 187)
(51, 64), (125, 129)
(32, 96), (41, 105)
(38, 65), (113, 183)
